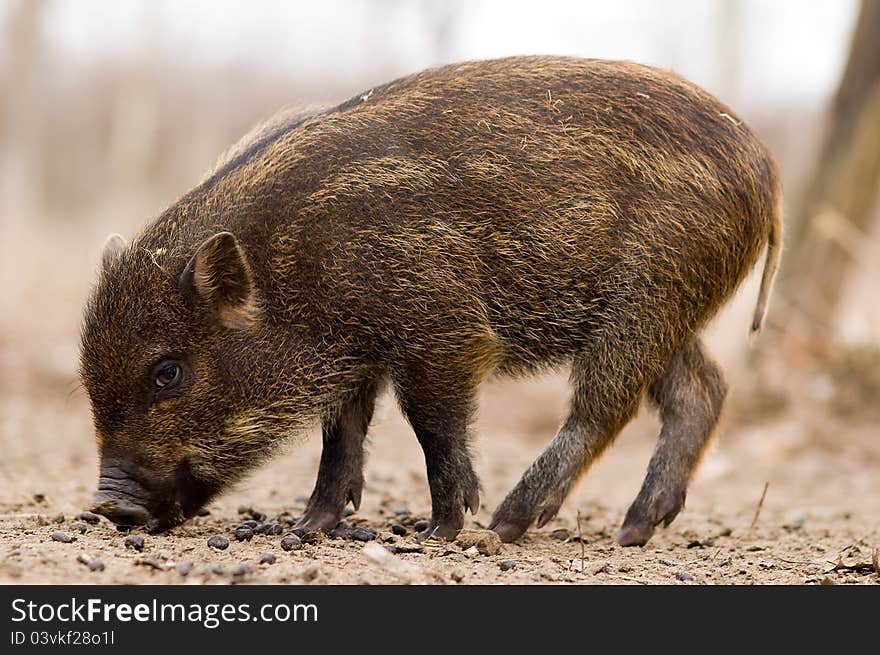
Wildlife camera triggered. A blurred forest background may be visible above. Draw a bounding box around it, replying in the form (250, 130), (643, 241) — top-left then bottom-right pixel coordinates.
(0, 0), (877, 536)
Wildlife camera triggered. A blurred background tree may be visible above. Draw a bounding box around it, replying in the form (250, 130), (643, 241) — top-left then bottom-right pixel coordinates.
(783, 0), (880, 355)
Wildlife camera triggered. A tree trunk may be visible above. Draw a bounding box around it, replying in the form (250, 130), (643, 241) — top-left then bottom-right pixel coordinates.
(782, 0), (880, 349)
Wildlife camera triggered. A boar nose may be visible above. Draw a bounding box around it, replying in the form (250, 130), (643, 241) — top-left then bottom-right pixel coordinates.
(91, 493), (151, 526)
(91, 458), (154, 526)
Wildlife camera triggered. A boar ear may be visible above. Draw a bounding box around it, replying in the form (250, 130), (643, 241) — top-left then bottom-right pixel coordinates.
(101, 233), (127, 273)
(179, 232), (258, 329)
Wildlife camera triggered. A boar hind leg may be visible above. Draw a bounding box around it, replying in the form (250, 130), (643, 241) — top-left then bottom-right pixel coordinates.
(490, 345), (646, 543)
(394, 370), (481, 541)
(616, 339), (727, 546)
(295, 378), (380, 534)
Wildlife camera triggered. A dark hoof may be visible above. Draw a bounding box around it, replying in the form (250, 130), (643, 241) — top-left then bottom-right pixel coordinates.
(293, 509), (341, 534)
(614, 523), (654, 547)
(490, 520), (528, 543)
(426, 522), (463, 541)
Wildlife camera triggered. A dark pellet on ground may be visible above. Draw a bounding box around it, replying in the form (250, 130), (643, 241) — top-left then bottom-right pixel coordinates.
(234, 527), (254, 541)
(50, 531), (76, 543)
(208, 535), (230, 550)
(280, 535), (302, 551)
(676, 571), (695, 582)
(69, 522), (88, 534)
(139, 556), (163, 570)
(499, 560), (516, 571)
(177, 561), (194, 576)
(232, 563), (253, 577)
(33, 493), (46, 503)
(391, 524), (408, 536)
(240, 519), (259, 530)
(88, 559), (105, 572)
(75, 511), (101, 525)
(350, 527), (377, 542)
(414, 520), (430, 533)
(250, 511), (267, 522)
(260, 553), (276, 565)
(124, 534), (145, 551)
(256, 522), (283, 535)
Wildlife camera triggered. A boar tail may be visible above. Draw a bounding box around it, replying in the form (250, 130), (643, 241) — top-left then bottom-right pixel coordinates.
(751, 173), (783, 334)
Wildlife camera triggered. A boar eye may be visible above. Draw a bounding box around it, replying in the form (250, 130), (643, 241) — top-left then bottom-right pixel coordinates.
(155, 363), (180, 389)
(147, 358), (190, 404)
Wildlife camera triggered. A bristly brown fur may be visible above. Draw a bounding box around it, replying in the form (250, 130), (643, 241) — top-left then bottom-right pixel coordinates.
(79, 56), (782, 542)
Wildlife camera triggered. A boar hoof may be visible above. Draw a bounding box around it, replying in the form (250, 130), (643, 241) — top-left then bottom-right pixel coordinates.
(614, 523), (654, 547)
(489, 520), (529, 544)
(294, 509), (342, 535)
(426, 521), (463, 541)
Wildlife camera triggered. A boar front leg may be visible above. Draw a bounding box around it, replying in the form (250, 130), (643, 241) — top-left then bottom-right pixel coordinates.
(394, 366), (481, 540)
(295, 378), (380, 534)
(616, 339), (727, 546)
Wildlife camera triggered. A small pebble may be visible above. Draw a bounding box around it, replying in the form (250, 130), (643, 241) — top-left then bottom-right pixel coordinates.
(75, 511), (101, 525)
(280, 534), (302, 551)
(232, 563), (253, 577)
(260, 553), (277, 565)
(451, 570), (465, 582)
(177, 561), (194, 576)
(33, 493), (46, 503)
(550, 528), (571, 541)
(456, 529), (502, 556)
(350, 527), (377, 542)
(69, 522), (88, 534)
(124, 534), (145, 551)
(676, 571), (695, 582)
(88, 559), (105, 572)
(391, 524), (408, 536)
(234, 527), (254, 542)
(414, 520), (430, 533)
(207, 535), (230, 550)
(50, 531), (76, 543)
(499, 560), (517, 571)
(138, 556), (164, 570)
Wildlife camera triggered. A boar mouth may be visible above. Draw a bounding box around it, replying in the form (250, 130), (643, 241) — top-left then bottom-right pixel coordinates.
(91, 456), (219, 532)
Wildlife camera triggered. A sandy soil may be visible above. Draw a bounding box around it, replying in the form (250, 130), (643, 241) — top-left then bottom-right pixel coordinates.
(1, 363), (878, 586)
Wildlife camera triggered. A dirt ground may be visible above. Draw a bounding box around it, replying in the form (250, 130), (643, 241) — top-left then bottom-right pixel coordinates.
(1, 353), (878, 585)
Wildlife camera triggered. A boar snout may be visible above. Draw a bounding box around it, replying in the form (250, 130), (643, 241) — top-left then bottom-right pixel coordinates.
(91, 458), (155, 527)
(90, 454), (219, 532)
(91, 494), (151, 527)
